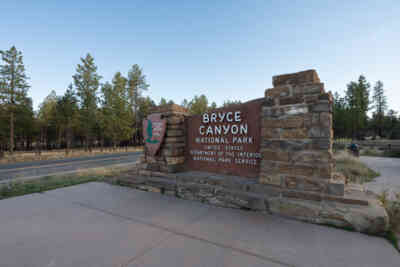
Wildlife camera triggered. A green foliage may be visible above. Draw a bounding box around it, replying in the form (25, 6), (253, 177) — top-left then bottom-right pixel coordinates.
(14, 97), (36, 142)
(38, 90), (59, 146)
(127, 64), (149, 125)
(189, 95), (208, 115)
(0, 104), (7, 146)
(333, 92), (350, 138)
(185, 94), (216, 115)
(0, 46), (29, 105)
(0, 48), (155, 150)
(0, 166), (135, 200)
(137, 96), (156, 121)
(158, 98), (175, 106)
(379, 190), (400, 249)
(0, 175), (102, 200)
(371, 81), (388, 137)
(361, 148), (383, 157)
(345, 75), (370, 139)
(383, 150), (400, 158)
(72, 53), (102, 149)
(0, 46), (30, 153)
(56, 85), (79, 152)
(38, 90), (58, 125)
(159, 97), (168, 105)
(127, 64), (149, 106)
(101, 72), (133, 147)
(373, 81), (388, 115)
(333, 75), (400, 140)
(385, 110), (400, 139)
(385, 231), (399, 251)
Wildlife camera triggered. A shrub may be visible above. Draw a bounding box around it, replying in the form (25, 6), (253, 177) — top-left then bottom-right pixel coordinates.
(334, 151), (380, 184)
(380, 191), (400, 233)
(383, 150), (400, 158)
(361, 148), (383, 157)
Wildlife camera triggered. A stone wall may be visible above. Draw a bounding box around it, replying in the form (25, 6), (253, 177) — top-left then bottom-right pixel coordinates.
(139, 104), (188, 173)
(134, 70), (389, 234)
(260, 70), (344, 197)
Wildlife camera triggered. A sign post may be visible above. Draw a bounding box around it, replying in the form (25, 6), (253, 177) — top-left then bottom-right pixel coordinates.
(143, 113), (166, 156)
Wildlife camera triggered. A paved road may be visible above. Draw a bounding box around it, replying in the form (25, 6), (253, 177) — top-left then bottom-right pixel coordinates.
(0, 182), (398, 267)
(0, 152), (142, 183)
(360, 156), (400, 199)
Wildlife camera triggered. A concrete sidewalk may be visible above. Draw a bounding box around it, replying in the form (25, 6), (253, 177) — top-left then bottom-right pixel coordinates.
(0, 182), (398, 267)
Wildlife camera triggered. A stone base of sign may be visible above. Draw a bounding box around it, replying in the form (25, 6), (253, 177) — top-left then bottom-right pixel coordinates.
(123, 170), (388, 234)
(139, 104), (188, 173)
(261, 70), (343, 197)
(136, 70), (389, 234)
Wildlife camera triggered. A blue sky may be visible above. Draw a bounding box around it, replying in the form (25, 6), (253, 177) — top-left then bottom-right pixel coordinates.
(1, 0), (399, 112)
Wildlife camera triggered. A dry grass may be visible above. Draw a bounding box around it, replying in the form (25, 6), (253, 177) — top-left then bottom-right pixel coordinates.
(379, 191), (400, 233)
(0, 146), (143, 164)
(361, 148), (400, 158)
(378, 191), (400, 250)
(334, 151), (380, 184)
(360, 148), (384, 157)
(0, 165), (137, 200)
(76, 165), (136, 178)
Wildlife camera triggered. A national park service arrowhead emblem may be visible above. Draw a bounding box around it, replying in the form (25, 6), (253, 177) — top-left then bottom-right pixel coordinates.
(143, 113), (167, 156)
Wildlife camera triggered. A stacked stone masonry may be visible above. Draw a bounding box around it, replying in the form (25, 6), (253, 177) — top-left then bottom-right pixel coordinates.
(128, 170), (387, 234)
(136, 70), (389, 234)
(260, 70), (344, 200)
(140, 104), (188, 173)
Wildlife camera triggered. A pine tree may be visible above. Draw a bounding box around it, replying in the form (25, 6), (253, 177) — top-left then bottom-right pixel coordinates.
(127, 64), (149, 145)
(137, 96), (156, 121)
(73, 53), (101, 151)
(38, 91), (58, 149)
(0, 46), (30, 154)
(333, 92), (349, 138)
(111, 72), (132, 148)
(100, 73), (133, 149)
(345, 75), (370, 139)
(56, 84), (78, 154)
(372, 81), (387, 137)
(188, 95), (209, 115)
(99, 82), (113, 149)
(159, 98), (168, 105)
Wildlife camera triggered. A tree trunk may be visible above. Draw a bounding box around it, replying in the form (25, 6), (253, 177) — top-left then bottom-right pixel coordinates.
(65, 127), (71, 156)
(87, 133), (92, 153)
(84, 132), (89, 152)
(9, 111), (14, 155)
(100, 137), (104, 152)
(58, 127), (62, 149)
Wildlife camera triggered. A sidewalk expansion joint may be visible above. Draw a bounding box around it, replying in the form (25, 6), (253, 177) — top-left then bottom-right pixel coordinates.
(43, 191), (296, 267)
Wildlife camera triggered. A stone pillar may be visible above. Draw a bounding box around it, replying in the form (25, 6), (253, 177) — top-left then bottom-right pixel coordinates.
(139, 104), (189, 174)
(260, 70), (344, 196)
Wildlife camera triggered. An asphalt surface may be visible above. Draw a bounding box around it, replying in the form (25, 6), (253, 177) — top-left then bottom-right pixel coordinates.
(0, 182), (398, 267)
(360, 156), (400, 199)
(0, 152), (142, 183)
